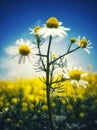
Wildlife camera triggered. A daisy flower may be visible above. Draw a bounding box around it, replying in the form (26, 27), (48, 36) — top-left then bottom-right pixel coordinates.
(63, 66), (88, 88)
(9, 39), (36, 64)
(76, 36), (93, 53)
(38, 17), (70, 38)
(29, 26), (41, 37)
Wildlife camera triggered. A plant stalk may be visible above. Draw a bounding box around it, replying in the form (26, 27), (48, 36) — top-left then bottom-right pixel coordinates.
(46, 35), (54, 130)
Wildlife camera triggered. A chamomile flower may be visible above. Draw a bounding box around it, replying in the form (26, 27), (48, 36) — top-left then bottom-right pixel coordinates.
(63, 66), (88, 88)
(9, 39), (36, 64)
(38, 17), (70, 38)
(29, 26), (40, 37)
(76, 36), (93, 53)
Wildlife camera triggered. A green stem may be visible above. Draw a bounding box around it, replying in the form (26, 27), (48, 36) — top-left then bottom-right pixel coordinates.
(37, 38), (46, 71)
(67, 42), (72, 52)
(46, 35), (54, 130)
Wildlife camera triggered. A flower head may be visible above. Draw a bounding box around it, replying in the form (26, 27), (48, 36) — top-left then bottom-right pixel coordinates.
(69, 69), (81, 80)
(76, 36), (93, 53)
(29, 26), (41, 37)
(70, 38), (76, 43)
(19, 44), (30, 56)
(34, 26), (41, 33)
(38, 17), (70, 38)
(52, 54), (57, 59)
(8, 39), (36, 64)
(46, 17), (59, 28)
(63, 66), (88, 88)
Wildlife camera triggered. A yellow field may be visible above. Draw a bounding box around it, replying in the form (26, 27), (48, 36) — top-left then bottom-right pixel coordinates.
(0, 72), (97, 110)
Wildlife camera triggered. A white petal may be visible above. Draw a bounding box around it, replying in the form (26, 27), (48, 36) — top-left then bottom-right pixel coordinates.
(59, 22), (62, 25)
(27, 55), (32, 62)
(60, 26), (70, 31)
(83, 36), (86, 40)
(18, 55), (23, 64)
(29, 28), (33, 31)
(81, 73), (87, 77)
(16, 40), (21, 45)
(21, 39), (25, 45)
(26, 41), (30, 46)
(79, 80), (88, 88)
(84, 48), (91, 53)
(63, 74), (70, 79)
(55, 30), (65, 37)
(87, 46), (93, 49)
(78, 36), (81, 39)
(23, 56), (26, 64)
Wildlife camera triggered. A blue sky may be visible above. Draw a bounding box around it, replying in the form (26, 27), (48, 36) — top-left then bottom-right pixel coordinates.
(0, 0), (97, 79)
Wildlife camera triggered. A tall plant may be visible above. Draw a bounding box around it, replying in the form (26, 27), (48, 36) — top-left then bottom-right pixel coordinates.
(9, 17), (92, 130)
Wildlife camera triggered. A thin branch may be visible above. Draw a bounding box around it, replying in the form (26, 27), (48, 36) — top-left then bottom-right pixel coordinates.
(36, 54), (47, 57)
(50, 46), (80, 65)
(39, 77), (46, 84)
(36, 38), (46, 71)
(67, 42), (72, 52)
(50, 78), (69, 85)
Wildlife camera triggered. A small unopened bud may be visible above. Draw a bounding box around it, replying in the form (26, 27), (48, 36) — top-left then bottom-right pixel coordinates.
(70, 38), (76, 43)
(52, 54), (57, 59)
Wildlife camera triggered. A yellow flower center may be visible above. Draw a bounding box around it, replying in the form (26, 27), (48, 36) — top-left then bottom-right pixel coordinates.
(52, 54), (57, 59)
(34, 26), (40, 33)
(70, 38), (76, 43)
(46, 17), (59, 28)
(69, 69), (81, 80)
(19, 45), (30, 56)
(80, 39), (87, 48)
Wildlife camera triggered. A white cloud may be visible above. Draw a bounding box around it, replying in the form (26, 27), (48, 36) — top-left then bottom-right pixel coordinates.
(0, 57), (37, 79)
